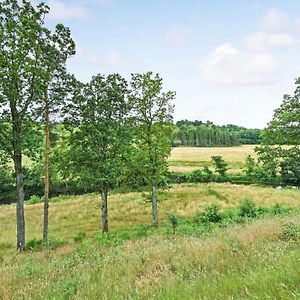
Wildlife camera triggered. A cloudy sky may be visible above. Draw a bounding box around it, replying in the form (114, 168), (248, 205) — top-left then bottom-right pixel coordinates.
(44, 0), (300, 128)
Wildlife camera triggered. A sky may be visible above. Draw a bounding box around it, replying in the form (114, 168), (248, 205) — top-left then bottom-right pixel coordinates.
(43, 0), (300, 128)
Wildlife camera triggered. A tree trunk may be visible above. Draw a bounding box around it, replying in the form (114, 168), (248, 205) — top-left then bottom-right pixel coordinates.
(14, 142), (25, 251)
(151, 180), (158, 225)
(101, 190), (109, 232)
(43, 92), (50, 244)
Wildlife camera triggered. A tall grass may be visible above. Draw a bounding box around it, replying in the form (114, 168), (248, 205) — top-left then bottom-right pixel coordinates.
(0, 216), (299, 299)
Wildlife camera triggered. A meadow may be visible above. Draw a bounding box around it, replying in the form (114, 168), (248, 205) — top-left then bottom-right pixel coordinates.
(168, 145), (256, 173)
(1, 182), (300, 299)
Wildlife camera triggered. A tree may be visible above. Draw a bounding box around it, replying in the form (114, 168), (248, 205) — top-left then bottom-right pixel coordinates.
(262, 78), (300, 145)
(211, 155), (228, 177)
(0, 0), (75, 250)
(39, 26), (75, 244)
(0, 0), (52, 251)
(130, 72), (175, 225)
(64, 74), (130, 232)
(256, 78), (300, 184)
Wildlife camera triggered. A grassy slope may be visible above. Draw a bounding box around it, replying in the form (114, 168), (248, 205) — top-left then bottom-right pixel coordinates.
(1, 183), (299, 249)
(0, 183), (300, 299)
(168, 145), (256, 173)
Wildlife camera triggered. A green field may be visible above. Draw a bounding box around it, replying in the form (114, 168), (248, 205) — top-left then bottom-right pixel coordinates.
(1, 182), (300, 299)
(168, 145), (256, 174)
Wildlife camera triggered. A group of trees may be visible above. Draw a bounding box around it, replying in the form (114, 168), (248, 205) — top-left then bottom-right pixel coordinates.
(0, 0), (175, 251)
(255, 78), (300, 185)
(172, 120), (261, 147)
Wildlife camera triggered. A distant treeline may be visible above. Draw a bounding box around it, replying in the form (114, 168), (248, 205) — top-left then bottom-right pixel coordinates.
(172, 120), (261, 147)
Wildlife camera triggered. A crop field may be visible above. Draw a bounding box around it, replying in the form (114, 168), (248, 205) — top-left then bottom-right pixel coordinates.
(168, 145), (257, 173)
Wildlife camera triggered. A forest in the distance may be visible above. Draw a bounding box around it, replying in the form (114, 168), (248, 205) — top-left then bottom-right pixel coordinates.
(172, 120), (261, 147)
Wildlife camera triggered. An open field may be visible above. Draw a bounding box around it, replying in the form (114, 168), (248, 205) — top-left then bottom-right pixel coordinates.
(0, 183), (300, 299)
(1, 183), (299, 250)
(168, 145), (257, 173)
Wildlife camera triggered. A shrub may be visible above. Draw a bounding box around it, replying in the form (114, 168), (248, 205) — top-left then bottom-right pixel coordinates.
(238, 198), (257, 218)
(280, 222), (300, 241)
(271, 203), (288, 215)
(73, 232), (86, 243)
(204, 204), (222, 223)
(211, 156), (228, 177)
(244, 155), (256, 177)
(26, 195), (43, 205)
(166, 212), (180, 233)
(187, 167), (212, 183)
(195, 204), (222, 225)
(26, 238), (43, 251)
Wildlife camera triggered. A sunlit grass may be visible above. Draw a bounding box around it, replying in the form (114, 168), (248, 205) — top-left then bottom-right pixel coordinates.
(0, 215), (299, 299)
(168, 145), (256, 173)
(1, 183), (299, 252)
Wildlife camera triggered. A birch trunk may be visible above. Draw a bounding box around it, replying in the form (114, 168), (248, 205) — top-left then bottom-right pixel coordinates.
(151, 180), (158, 225)
(101, 190), (109, 232)
(43, 92), (50, 244)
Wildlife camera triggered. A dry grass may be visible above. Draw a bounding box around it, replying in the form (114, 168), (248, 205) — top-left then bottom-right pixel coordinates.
(1, 183), (299, 252)
(168, 145), (256, 173)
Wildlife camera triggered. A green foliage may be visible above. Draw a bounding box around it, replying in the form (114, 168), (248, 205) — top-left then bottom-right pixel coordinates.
(187, 167), (213, 183)
(238, 198), (257, 218)
(271, 203), (290, 216)
(244, 155), (256, 177)
(195, 204), (222, 225)
(262, 78), (300, 145)
(166, 212), (180, 233)
(26, 238), (43, 252)
(26, 236), (65, 252)
(73, 232), (86, 243)
(211, 155), (228, 177)
(257, 78), (300, 185)
(280, 222), (300, 241)
(172, 120), (260, 147)
(64, 74), (130, 193)
(26, 195), (44, 205)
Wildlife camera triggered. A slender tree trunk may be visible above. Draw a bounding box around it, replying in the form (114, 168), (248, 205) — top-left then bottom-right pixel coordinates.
(101, 190), (109, 232)
(151, 179), (158, 225)
(43, 92), (50, 244)
(13, 131), (25, 251)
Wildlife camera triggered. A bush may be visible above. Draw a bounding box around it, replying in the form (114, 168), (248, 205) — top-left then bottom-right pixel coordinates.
(26, 238), (43, 251)
(280, 222), (300, 241)
(166, 212), (180, 234)
(187, 167), (212, 183)
(26, 195), (44, 205)
(168, 172), (187, 184)
(271, 203), (289, 215)
(73, 232), (86, 243)
(26, 236), (65, 251)
(195, 204), (222, 225)
(211, 156), (228, 177)
(238, 198), (257, 218)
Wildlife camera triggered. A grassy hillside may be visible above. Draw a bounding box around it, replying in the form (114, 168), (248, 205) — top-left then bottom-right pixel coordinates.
(168, 145), (256, 173)
(1, 183), (299, 249)
(1, 183), (300, 299)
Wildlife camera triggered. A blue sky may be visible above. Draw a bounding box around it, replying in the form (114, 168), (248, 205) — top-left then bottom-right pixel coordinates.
(44, 0), (300, 128)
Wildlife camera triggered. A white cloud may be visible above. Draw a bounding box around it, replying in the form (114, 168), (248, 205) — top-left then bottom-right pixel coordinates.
(245, 32), (297, 51)
(47, 0), (89, 20)
(200, 43), (280, 85)
(261, 8), (289, 32)
(166, 25), (192, 46)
